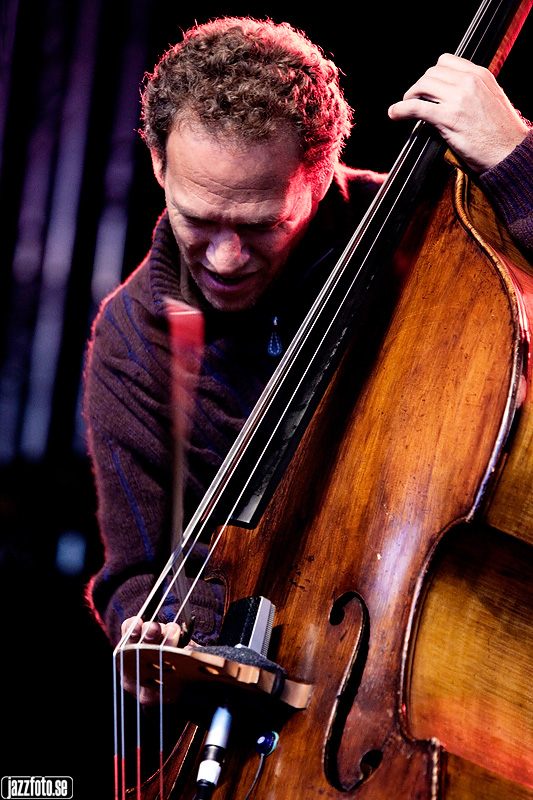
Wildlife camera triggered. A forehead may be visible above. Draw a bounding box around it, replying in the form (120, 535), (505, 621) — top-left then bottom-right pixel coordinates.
(164, 122), (310, 218)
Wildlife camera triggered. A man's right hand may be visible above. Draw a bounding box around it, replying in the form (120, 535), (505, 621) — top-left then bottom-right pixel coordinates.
(120, 617), (192, 705)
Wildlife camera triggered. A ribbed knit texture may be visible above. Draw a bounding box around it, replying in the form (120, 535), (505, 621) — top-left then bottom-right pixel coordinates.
(480, 129), (533, 254)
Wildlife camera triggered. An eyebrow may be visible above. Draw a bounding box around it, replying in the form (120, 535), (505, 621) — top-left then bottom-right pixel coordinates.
(176, 202), (284, 229)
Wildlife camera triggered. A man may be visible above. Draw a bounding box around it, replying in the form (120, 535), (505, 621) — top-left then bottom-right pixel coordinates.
(84, 18), (533, 703)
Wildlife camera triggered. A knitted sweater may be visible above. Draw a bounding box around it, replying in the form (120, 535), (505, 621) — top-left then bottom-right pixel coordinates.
(85, 164), (384, 646)
(85, 136), (533, 648)
(480, 129), (533, 251)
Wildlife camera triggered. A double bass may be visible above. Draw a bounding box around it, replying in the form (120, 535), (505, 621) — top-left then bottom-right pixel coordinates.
(116, 0), (533, 797)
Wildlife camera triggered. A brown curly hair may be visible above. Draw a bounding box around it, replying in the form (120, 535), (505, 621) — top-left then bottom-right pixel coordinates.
(141, 17), (353, 183)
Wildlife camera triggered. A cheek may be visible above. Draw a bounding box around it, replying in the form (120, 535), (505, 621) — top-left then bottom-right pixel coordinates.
(267, 230), (302, 267)
(253, 231), (293, 264)
(172, 222), (206, 254)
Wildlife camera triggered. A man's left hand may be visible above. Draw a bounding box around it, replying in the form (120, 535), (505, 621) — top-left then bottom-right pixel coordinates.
(388, 53), (530, 172)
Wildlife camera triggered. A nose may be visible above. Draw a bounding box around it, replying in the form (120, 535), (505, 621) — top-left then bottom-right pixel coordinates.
(205, 229), (250, 274)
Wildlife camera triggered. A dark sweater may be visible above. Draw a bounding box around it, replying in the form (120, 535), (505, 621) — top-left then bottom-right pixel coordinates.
(480, 129), (533, 251)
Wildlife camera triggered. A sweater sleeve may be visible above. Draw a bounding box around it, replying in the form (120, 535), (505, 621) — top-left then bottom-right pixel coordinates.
(479, 129), (533, 256)
(84, 276), (224, 647)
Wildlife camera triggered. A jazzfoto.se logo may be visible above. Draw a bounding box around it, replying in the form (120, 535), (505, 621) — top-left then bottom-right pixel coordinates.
(1, 778), (73, 799)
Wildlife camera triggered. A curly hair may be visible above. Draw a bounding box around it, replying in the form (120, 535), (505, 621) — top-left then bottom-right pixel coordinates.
(141, 17), (353, 183)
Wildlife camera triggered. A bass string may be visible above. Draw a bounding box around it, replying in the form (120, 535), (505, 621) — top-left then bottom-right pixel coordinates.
(137, 123), (444, 648)
(113, 125), (441, 800)
(455, 0), (496, 57)
(113, 646), (148, 799)
(112, 648), (127, 800)
(123, 85), (455, 657)
(120, 109), (470, 797)
(113, 130), (444, 800)
(158, 647), (165, 800)
(116, 120), (444, 657)
(454, 0), (531, 72)
(116, 340), (338, 794)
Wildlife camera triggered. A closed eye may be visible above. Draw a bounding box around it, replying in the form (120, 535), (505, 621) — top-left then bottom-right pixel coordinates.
(182, 216), (280, 234)
(240, 220), (281, 233)
(183, 215), (215, 227)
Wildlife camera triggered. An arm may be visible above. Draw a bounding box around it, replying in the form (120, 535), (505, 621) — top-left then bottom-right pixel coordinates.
(84, 282), (224, 650)
(478, 129), (533, 255)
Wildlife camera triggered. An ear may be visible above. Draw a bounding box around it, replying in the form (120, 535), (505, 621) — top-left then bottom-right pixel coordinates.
(312, 166), (334, 202)
(151, 149), (166, 189)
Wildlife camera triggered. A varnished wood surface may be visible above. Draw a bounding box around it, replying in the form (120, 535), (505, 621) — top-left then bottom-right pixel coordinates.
(407, 522), (533, 789)
(453, 170), (533, 545)
(151, 162), (533, 800)
(443, 754), (533, 800)
(196, 162), (529, 799)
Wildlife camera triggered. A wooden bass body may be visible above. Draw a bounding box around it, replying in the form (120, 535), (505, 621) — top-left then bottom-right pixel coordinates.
(176, 159), (533, 799)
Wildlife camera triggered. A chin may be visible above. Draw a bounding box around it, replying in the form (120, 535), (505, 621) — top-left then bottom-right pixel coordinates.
(209, 296), (258, 313)
(200, 281), (264, 313)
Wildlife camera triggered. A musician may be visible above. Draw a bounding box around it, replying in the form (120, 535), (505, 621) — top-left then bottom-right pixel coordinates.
(84, 17), (533, 704)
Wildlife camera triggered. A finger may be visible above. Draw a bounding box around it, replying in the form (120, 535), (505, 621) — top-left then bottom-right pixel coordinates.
(388, 71), (484, 127)
(388, 74), (452, 121)
(391, 54), (493, 112)
(160, 621), (182, 647)
(140, 620), (163, 643)
(388, 97), (442, 124)
(123, 619), (164, 643)
(435, 52), (493, 83)
(398, 68), (480, 106)
(121, 617), (143, 642)
(121, 672), (161, 705)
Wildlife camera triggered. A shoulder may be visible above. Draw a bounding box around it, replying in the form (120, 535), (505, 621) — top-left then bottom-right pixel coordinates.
(334, 162), (387, 203)
(327, 163), (386, 231)
(90, 261), (159, 361)
(314, 162), (386, 241)
(87, 224), (180, 414)
(91, 211), (182, 355)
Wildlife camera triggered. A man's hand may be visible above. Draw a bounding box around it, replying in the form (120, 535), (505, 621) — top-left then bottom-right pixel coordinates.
(388, 53), (529, 173)
(120, 617), (192, 705)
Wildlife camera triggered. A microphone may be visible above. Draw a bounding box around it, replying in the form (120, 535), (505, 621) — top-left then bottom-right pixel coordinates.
(193, 596), (278, 799)
(195, 705), (232, 800)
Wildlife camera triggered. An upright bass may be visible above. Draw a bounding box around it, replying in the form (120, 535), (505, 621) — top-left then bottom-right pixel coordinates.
(117, 0), (533, 797)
